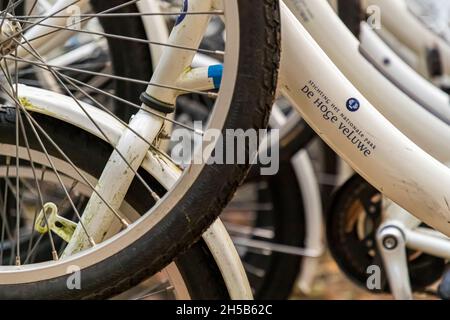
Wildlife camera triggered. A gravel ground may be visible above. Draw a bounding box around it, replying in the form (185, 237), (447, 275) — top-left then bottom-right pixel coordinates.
(290, 252), (438, 300)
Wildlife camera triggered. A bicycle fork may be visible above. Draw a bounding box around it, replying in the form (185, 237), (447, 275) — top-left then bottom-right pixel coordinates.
(62, 0), (221, 256)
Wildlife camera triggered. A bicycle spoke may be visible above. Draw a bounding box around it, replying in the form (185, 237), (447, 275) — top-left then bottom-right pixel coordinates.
(7, 54), (206, 136)
(24, 166), (46, 259)
(0, 0), (25, 31)
(23, 232), (43, 264)
(25, 0), (39, 17)
(0, 158), (16, 265)
(17, 11), (224, 19)
(16, 38), (161, 204)
(7, 0), (141, 48)
(0, 0), (14, 31)
(136, 286), (175, 300)
(17, 17), (224, 56)
(13, 49), (21, 265)
(6, 55), (219, 99)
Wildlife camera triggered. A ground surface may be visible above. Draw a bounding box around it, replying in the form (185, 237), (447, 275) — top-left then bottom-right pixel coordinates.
(291, 253), (437, 300)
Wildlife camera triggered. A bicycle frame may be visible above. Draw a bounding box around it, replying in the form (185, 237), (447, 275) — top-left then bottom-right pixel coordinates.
(283, 0), (450, 299)
(285, 0), (450, 166)
(278, 1), (450, 237)
(363, 0), (450, 80)
(63, 0), (223, 255)
(358, 22), (450, 125)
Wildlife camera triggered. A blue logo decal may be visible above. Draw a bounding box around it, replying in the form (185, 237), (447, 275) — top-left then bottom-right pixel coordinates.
(175, 0), (188, 26)
(208, 64), (223, 89)
(346, 98), (360, 112)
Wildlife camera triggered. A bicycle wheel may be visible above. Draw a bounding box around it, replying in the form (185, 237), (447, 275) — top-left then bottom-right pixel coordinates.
(0, 107), (230, 299)
(0, 0), (280, 299)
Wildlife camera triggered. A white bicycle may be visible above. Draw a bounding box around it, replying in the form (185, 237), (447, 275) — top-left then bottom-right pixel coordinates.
(4, 0), (450, 301)
(0, 0), (280, 299)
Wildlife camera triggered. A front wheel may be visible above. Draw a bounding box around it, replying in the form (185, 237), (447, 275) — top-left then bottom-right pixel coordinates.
(0, 0), (280, 298)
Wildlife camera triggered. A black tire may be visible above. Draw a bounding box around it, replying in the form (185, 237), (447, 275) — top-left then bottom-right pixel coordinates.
(175, 240), (230, 299)
(0, 0), (280, 299)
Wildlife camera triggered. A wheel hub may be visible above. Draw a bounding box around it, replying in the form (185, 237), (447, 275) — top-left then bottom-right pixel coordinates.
(0, 13), (22, 57)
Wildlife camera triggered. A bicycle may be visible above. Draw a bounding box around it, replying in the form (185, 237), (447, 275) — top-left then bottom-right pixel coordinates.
(0, 0), (280, 299)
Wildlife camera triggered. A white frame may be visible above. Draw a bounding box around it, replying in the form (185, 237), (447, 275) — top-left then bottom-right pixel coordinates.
(363, 0), (450, 79)
(285, 0), (450, 165)
(279, 1), (450, 238)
